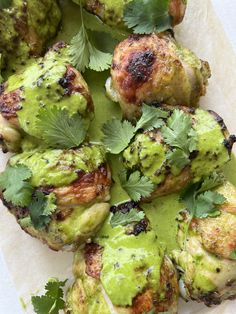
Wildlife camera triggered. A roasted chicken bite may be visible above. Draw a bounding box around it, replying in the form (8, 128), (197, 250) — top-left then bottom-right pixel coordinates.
(65, 201), (179, 313)
(123, 106), (235, 200)
(80, 0), (186, 28)
(172, 181), (236, 306)
(0, 0), (61, 74)
(0, 144), (111, 251)
(0, 42), (93, 153)
(106, 33), (210, 120)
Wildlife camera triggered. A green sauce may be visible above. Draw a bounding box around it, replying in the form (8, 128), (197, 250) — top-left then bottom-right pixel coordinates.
(10, 145), (106, 187)
(96, 224), (163, 306)
(6, 47), (89, 139)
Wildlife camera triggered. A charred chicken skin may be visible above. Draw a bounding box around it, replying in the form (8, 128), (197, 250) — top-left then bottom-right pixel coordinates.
(0, 0), (61, 73)
(0, 144), (111, 251)
(123, 106), (235, 200)
(106, 33), (210, 120)
(172, 181), (236, 306)
(65, 201), (179, 314)
(0, 42), (93, 153)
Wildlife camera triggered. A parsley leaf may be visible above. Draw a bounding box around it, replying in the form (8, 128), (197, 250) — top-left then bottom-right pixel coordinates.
(31, 278), (66, 314)
(69, 2), (112, 72)
(162, 109), (197, 171)
(36, 107), (87, 149)
(119, 170), (154, 201)
(0, 165), (33, 207)
(135, 104), (168, 131)
(110, 207), (145, 228)
(124, 0), (172, 34)
(0, 0), (12, 9)
(102, 119), (136, 154)
(29, 192), (57, 230)
(180, 175), (226, 219)
(230, 250), (236, 260)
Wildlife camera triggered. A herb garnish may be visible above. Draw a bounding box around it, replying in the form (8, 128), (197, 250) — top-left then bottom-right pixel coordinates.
(31, 278), (67, 314)
(110, 207), (145, 228)
(119, 170), (155, 201)
(124, 0), (172, 34)
(36, 107), (87, 149)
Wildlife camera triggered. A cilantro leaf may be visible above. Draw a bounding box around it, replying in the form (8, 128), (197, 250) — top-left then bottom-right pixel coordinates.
(69, 3), (113, 72)
(29, 192), (56, 230)
(230, 250), (236, 260)
(110, 207), (145, 228)
(88, 43), (112, 72)
(180, 176), (226, 220)
(102, 119), (136, 154)
(124, 0), (172, 34)
(0, 165), (33, 207)
(119, 170), (154, 201)
(36, 107), (87, 149)
(0, 0), (12, 9)
(69, 26), (90, 72)
(31, 278), (66, 314)
(197, 172), (224, 193)
(83, 9), (127, 41)
(162, 109), (197, 171)
(135, 104), (168, 131)
(194, 191), (225, 218)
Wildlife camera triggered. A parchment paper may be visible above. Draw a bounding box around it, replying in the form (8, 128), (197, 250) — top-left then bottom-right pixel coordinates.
(1, 0), (236, 313)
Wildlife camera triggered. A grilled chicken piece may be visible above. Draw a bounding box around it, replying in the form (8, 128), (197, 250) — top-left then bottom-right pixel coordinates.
(81, 0), (186, 28)
(65, 201), (179, 314)
(0, 42), (93, 153)
(106, 33), (210, 120)
(123, 106), (235, 200)
(0, 144), (111, 251)
(0, 0), (61, 73)
(172, 182), (236, 306)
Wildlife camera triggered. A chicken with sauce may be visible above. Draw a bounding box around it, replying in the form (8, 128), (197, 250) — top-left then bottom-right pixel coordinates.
(65, 201), (179, 314)
(172, 181), (236, 306)
(123, 106), (235, 200)
(79, 0), (186, 28)
(0, 0), (61, 75)
(106, 33), (210, 120)
(0, 144), (111, 251)
(0, 42), (93, 153)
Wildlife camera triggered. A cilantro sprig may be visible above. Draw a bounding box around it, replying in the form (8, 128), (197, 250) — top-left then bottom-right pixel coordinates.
(102, 105), (168, 154)
(162, 109), (197, 172)
(180, 173), (226, 220)
(110, 207), (145, 228)
(69, 1), (121, 72)
(0, 165), (57, 230)
(119, 169), (155, 201)
(0, 165), (33, 207)
(31, 278), (67, 314)
(36, 107), (87, 149)
(124, 0), (172, 34)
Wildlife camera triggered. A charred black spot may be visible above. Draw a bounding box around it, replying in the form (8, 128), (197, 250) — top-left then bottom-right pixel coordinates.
(110, 200), (138, 214)
(198, 291), (223, 306)
(150, 101), (162, 108)
(0, 84), (4, 95)
(208, 110), (227, 131)
(133, 219), (148, 236)
(189, 150), (199, 160)
(223, 135), (236, 153)
(128, 34), (143, 42)
(127, 51), (155, 84)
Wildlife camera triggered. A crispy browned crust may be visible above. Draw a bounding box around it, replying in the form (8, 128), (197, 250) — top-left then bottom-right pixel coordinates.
(84, 243), (103, 279)
(54, 164), (111, 208)
(169, 0), (187, 25)
(59, 65), (94, 112)
(0, 89), (22, 124)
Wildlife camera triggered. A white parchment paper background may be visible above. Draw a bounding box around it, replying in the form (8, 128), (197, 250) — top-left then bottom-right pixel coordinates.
(1, 0), (236, 313)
